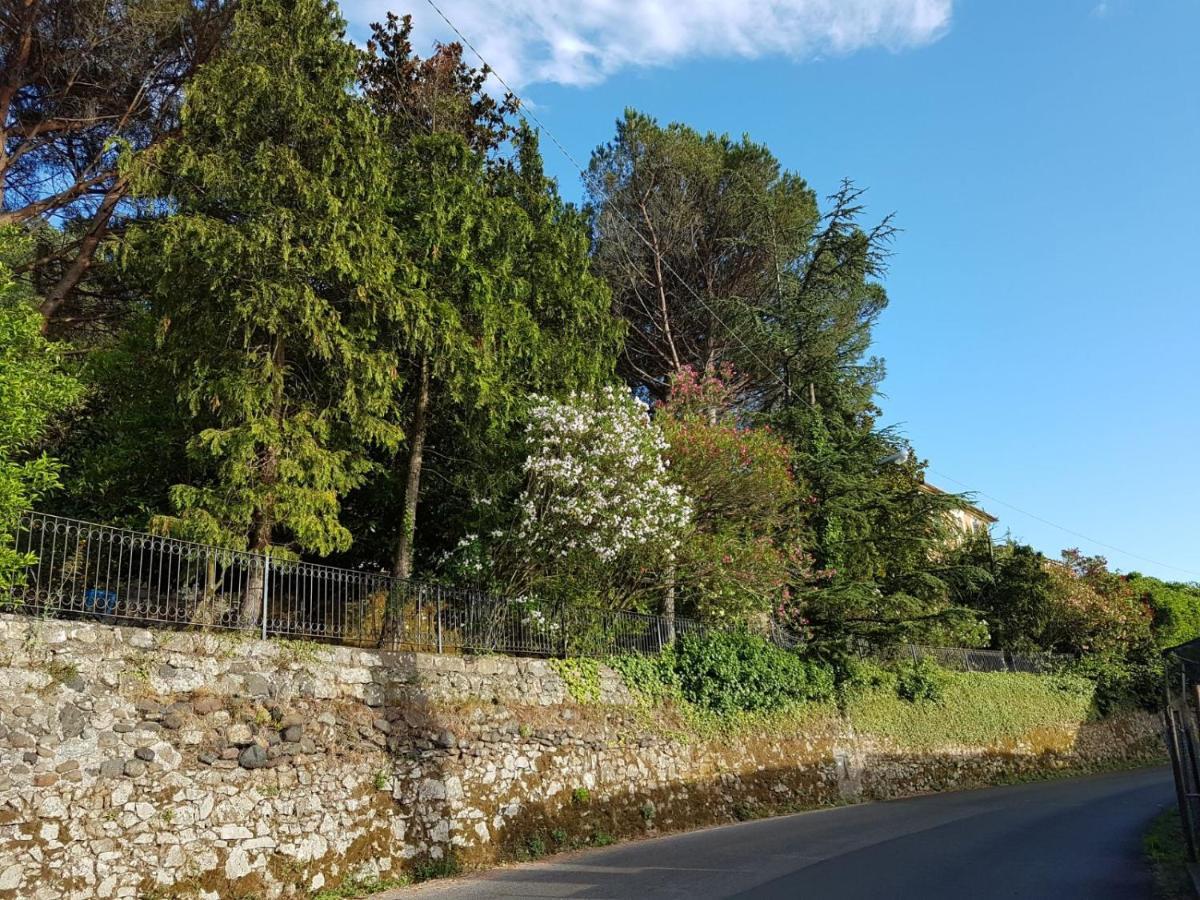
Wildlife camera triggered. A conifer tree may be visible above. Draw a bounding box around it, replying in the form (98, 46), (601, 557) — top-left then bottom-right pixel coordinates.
(357, 24), (618, 597)
(123, 0), (405, 624)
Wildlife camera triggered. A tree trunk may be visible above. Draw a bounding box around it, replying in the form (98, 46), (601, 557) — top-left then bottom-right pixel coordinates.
(380, 357), (431, 647)
(240, 512), (273, 628)
(660, 562), (677, 648)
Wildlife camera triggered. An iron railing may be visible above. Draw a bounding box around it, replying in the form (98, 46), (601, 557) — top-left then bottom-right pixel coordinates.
(1164, 642), (1200, 862)
(2, 511), (1071, 670)
(3, 511), (709, 656)
(909, 644), (1067, 674)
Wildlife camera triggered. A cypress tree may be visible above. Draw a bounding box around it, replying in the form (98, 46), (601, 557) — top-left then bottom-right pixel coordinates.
(124, 0), (406, 624)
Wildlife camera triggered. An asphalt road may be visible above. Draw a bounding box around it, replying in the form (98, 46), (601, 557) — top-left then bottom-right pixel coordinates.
(384, 766), (1175, 900)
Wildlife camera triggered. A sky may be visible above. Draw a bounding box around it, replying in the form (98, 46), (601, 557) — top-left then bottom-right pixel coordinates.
(342, 0), (1200, 581)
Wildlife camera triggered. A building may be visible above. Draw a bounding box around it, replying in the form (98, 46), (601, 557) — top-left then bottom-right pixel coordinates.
(919, 482), (997, 539)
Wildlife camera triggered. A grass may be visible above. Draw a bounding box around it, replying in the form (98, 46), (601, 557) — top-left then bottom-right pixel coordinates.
(1145, 808), (1196, 900)
(312, 874), (409, 899)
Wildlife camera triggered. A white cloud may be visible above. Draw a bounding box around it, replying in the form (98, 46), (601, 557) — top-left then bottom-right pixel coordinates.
(346, 0), (954, 88)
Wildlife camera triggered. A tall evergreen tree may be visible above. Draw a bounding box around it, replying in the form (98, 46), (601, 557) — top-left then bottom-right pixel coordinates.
(122, 0), (405, 624)
(356, 24), (618, 594)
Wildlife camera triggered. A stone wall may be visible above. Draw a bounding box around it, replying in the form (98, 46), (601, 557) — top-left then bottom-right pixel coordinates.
(0, 615), (1164, 899)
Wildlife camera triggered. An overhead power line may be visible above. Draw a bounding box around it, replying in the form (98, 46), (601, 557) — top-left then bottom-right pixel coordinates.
(421, 0), (795, 401)
(931, 469), (1200, 580)
(420, 0), (1198, 582)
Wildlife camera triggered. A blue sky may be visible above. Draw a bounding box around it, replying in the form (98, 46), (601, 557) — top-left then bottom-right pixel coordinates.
(345, 0), (1200, 581)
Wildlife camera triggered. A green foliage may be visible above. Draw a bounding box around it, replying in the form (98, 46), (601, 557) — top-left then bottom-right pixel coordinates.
(1041, 550), (1153, 657)
(312, 872), (409, 900)
(570, 787), (591, 805)
(1129, 573), (1200, 649)
(51, 314), (189, 528)
(522, 833), (547, 860)
(587, 110), (822, 405)
(123, 0), (403, 555)
(973, 542), (1055, 652)
(672, 630), (835, 715)
(1067, 650), (1163, 716)
(410, 856), (461, 883)
(776, 417), (991, 651)
(350, 26), (619, 578)
(550, 658), (601, 705)
(0, 230), (82, 588)
(1144, 809), (1193, 900)
(894, 656), (950, 703)
(659, 366), (802, 623)
(844, 670), (1095, 750)
(607, 649), (682, 708)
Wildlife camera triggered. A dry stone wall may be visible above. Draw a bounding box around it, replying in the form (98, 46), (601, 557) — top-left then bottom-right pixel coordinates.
(0, 615), (1163, 899)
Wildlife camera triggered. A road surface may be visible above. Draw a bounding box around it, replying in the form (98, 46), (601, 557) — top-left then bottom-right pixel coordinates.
(383, 766), (1174, 899)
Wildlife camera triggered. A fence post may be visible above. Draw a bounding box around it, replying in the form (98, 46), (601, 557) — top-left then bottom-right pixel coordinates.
(435, 588), (443, 654)
(260, 552), (270, 641)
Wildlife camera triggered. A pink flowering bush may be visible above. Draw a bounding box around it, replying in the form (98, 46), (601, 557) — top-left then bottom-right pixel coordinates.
(658, 366), (803, 622)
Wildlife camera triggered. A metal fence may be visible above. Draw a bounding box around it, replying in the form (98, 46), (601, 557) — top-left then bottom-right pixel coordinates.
(900, 644), (1067, 674)
(2, 511), (1068, 671)
(3, 511), (710, 657)
(1164, 642), (1200, 862)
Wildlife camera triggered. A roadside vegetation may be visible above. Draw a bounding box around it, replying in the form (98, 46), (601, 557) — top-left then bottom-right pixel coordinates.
(3, 0), (1199, 715)
(1145, 809), (1195, 900)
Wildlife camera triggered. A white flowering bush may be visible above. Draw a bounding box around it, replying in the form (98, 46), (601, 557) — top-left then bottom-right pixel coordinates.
(509, 386), (692, 605)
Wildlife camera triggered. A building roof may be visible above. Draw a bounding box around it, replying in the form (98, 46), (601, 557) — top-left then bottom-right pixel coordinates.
(919, 482), (999, 524)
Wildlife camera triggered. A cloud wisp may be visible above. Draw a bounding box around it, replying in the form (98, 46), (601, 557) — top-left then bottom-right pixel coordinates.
(349, 0), (954, 88)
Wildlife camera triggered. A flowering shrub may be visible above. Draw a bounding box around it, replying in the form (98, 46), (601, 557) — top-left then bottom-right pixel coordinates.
(671, 630), (835, 714)
(658, 366), (801, 621)
(506, 386), (692, 606)
(1043, 549), (1152, 656)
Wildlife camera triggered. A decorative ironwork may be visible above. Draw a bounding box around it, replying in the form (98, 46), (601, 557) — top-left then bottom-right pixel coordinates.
(4, 511), (708, 657)
(3, 511), (1071, 672)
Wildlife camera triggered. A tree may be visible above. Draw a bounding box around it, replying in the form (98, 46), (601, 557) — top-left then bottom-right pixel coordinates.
(587, 111), (976, 649)
(1042, 550), (1152, 657)
(49, 312), (190, 528)
(973, 542), (1054, 652)
(588, 110), (821, 403)
(361, 12), (516, 158)
(0, 228), (80, 587)
(1129, 574), (1200, 650)
(121, 0), (404, 624)
(1, 0), (230, 328)
(777, 420), (991, 651)
(357, 23), (618, 592)
(479, 387), (691, 611)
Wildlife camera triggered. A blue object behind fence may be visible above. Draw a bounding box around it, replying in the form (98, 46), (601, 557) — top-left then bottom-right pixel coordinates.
(83, 588), (118, 616)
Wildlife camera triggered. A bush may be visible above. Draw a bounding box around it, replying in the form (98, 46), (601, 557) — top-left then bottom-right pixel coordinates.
(607, 649), (681, 707)
(895, 656), (949, 703)
(1069, 651), (1163, 715)
(0, 231), (82, 589)
(672, 630), (834, 714)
